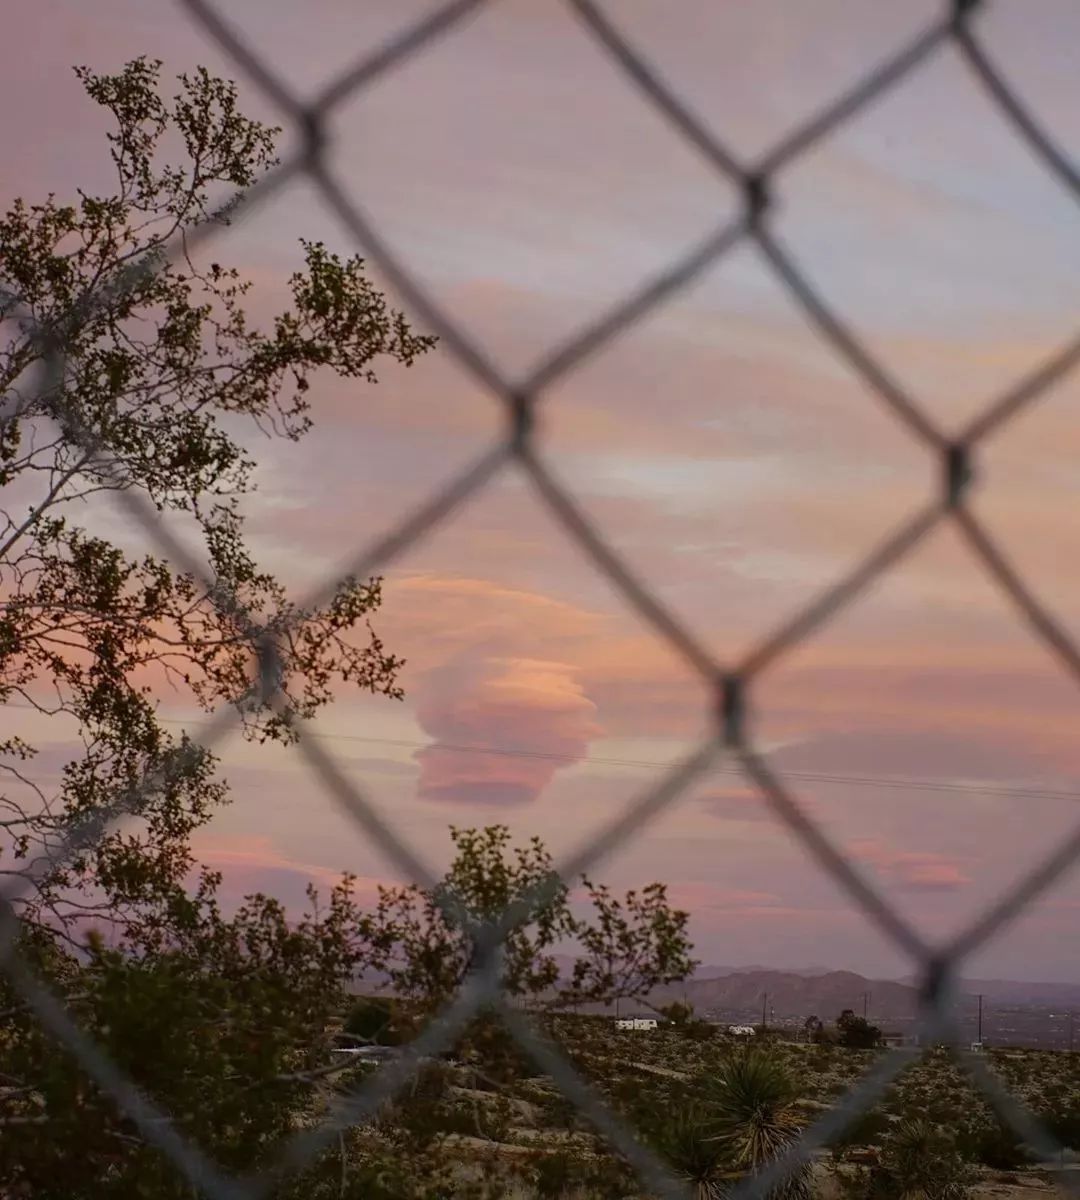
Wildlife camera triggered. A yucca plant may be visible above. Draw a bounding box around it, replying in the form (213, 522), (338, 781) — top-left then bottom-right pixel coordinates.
(647, 1102), (736, 1200)
(701, 1048), (813, 1200)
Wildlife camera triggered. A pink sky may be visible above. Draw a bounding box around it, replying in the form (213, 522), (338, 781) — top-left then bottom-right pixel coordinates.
(6, 1), (1080, 982)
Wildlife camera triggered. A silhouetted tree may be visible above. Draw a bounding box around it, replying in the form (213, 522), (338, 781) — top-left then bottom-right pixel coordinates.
(359, 824), (697, 1013)
(661, 1000), (696, 1026)
(1, 55), (434, 947)
(837, 1008), (882, 1049)
(0, 53), (435, 1198)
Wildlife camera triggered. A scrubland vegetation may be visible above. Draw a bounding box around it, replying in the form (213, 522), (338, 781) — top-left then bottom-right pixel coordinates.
(4, 51), (1078, 1200)
(297, 1000), (1080, 1199)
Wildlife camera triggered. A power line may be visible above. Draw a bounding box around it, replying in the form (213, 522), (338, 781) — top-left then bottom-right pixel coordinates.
(6, 697), (1080, 806)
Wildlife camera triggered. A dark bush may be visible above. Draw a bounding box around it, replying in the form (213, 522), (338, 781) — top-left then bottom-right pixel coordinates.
(827, 1108), (892, 1155)
(1040, 1105), (1080, 1151)
(683, 1018), (717, 1042)
(866, 1119), (975, 1200)
(955, 1115), (1033, 1170)
(384, 1063), (454, 1147)
(659, 1000), (694, 1026)
(452, 1014), (536, 1085)
(342, 995), (403, 1045)
(539, 1092), (580, 1134)
(836, 1010), (882, 1050)
(532, 1151), (580, 1196)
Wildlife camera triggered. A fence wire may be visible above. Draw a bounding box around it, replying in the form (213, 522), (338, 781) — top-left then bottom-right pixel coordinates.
(3, 0), (1080, 1197)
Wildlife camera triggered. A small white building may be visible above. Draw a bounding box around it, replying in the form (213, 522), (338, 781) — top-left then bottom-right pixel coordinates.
(728, 1025), (756, 1037)
(615, 1017), (658, 1030)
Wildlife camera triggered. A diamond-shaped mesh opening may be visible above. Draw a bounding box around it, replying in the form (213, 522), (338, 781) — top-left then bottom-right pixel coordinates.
(771, 43), (1080, 433)
(752, 520), (1080, 946)
(540, 238), (936, 666)
(7, 1), (1080, 1197)
(326, 0), (740, 382)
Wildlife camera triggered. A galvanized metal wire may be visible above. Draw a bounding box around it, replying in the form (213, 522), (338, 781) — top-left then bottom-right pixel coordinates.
(4, 1), (1080, 1196)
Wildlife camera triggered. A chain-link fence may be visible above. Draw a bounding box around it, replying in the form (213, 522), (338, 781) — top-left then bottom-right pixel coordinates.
(4, 0), (1080, 1196)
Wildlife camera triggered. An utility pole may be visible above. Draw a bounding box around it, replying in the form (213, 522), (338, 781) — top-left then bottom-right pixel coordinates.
(977, 994), (983, 1045)
(762, 993), (768, 1030)
(863, 992), (870, 1020)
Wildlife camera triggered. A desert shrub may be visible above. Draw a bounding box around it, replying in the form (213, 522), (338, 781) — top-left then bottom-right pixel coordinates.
(481, 1092), (515, 1143)
(336, 1149), (426, 1200)
(955, 1113), (1033, 1170)
(538, 1092), (580, 1134)
(531, 1151), (579, 1196)
(700, 1049), (812, 1200)
(330, 1128), (476, 1200)
(827, 1108), (893, 1157)
(389, 1066), (515, 1146)
(452, 1091), (515, 1142)
(342, 995), (406, 1045)
(527, 1150), (635, 1199)
(865, 1119), (975, 1200)
(381, 1062), (454, 1147)
(576, 1155), (640, 1200)
(1039, 1103), (1080, 1151)
(452, 1014), (537, 1085)
(516, 1147), (635, 1200)
(647, 1101), (734, 1199)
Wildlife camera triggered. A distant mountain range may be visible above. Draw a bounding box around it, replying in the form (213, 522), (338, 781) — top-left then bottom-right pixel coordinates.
(897, 974), (1080, 1008)
(552, 960), (1080, 1020)
(695, 964), (839, 980)
(650, 969), (919, 1021)
(657, 969), (1080, 1019)
(352, 959), (1080, 1017)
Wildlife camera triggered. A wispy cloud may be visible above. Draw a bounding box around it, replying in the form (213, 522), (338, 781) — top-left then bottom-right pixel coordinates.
(846, 837), (973, 894)
(7, 0), (1080, 978)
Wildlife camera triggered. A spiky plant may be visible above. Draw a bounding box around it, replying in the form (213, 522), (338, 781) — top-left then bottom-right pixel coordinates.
(701, 1048), (812, 1200)
(648, 1103), (735, 1200)
(869, 1117), (974, 1200)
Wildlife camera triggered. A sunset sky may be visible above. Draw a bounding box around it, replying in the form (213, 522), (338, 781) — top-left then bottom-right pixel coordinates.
(6, 0), (1080, 984)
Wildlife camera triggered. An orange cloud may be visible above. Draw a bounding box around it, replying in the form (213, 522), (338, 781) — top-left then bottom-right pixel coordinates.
(414, 654), (602, 807)
(667, 881), (784, 911)
(386, 573), (709, 742)
(189, 833), (386, 909)
(846, 837), (973, 894)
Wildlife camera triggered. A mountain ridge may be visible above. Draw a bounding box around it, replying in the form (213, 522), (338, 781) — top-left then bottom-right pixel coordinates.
(352, 961), (1080, 1015)
(649, 968), (919, 1020)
